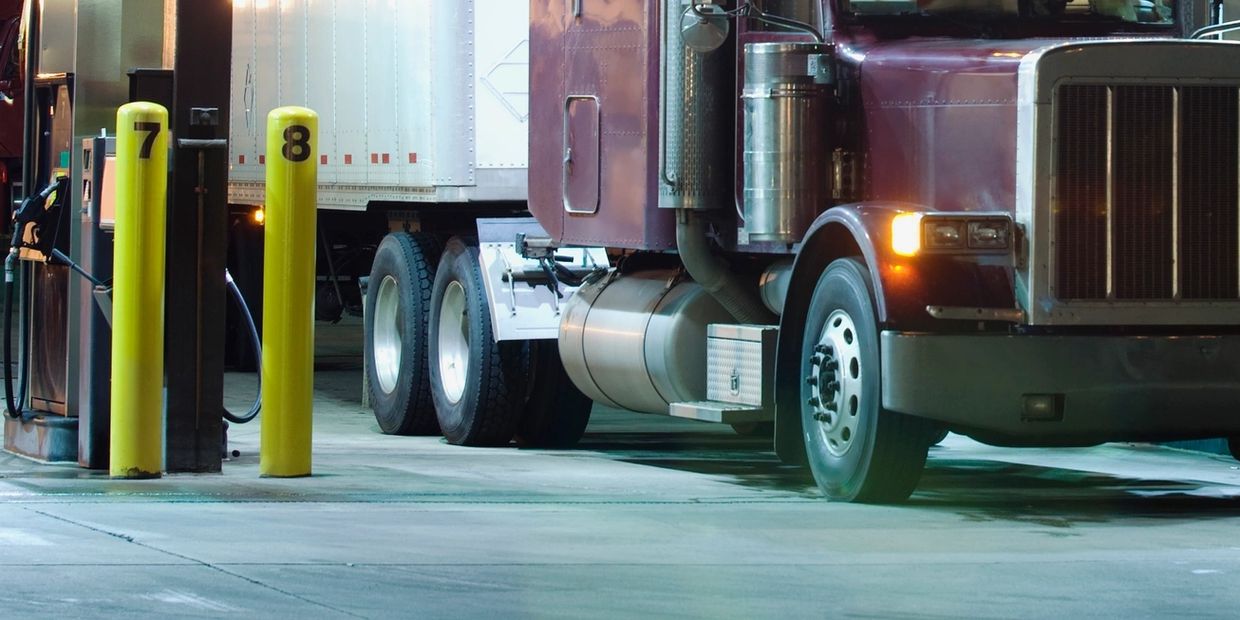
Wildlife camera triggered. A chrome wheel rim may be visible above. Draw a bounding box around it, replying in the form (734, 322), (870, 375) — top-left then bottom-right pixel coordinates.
(373, 275), (402, 395)
(808, 309), (863, 457)
(437, 280), (469, 405)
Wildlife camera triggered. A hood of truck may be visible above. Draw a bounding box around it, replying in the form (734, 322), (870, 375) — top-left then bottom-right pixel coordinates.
(844, 37), (1175, 215)
(844, 38), (1047, 215)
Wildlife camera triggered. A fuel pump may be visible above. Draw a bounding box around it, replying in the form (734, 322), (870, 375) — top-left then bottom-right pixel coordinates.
(2, 75), (79, 462)
(4, 0), (244, 470)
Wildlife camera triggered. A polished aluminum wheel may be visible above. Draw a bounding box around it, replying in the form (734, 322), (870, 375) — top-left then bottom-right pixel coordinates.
(808, 309), (863, 457)
(372, 275), (402, 395)
(437, 280), (469, 404)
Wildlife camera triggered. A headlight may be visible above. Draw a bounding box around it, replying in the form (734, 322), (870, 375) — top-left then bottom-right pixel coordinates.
(968, 220), (1009, 250)
(891, 213), (923, 257)
(890, 213), (1012, 256)
(924, 221), (965, 250)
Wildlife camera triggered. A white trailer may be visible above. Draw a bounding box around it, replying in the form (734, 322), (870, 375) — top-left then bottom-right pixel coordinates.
(225, 0), (604, 450)
(228, 0), (530, 210)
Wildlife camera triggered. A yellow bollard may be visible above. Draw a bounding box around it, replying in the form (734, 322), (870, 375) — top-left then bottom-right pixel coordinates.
(260, 107), (319, 478)
(110, 102), (169, 479)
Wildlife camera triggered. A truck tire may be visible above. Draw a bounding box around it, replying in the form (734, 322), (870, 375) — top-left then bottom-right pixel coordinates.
(516, 341), (593, 449)
(429, 237), (525, 446)
(800, 258), (932, 503)
(365, 232), (443, 435)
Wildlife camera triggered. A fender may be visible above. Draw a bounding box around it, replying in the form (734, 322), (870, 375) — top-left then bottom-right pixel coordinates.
(774, 203), (905, 463)
(772, 203), (1017, 463)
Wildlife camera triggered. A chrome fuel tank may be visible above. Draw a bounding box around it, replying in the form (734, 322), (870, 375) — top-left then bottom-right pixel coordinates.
(559, 269), (732, 415)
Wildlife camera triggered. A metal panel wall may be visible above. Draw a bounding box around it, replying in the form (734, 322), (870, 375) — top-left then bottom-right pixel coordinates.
(229, 0), (530, 207)
(474, 0), (529, 170)
(395, 0), (434, 189)
(430, 0), (476, 187)
(305, 0), (336, 186)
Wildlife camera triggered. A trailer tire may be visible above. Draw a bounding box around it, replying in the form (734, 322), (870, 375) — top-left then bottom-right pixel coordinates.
(516, 341), (593, 449)
(800, 258), (931, 503)
(366, 232), (443, 435)
(429, 237), (525, 446)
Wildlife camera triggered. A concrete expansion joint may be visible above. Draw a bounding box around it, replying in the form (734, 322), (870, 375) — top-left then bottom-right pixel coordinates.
(24, 506), (366, 618)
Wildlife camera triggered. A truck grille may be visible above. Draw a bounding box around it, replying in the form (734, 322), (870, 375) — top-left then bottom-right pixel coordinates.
(1053, 84), (1240, 301)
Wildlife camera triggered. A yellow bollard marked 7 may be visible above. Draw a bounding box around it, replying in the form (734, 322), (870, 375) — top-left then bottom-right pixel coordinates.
(110, 103), (169, 479)
(261, 107), (319, 478)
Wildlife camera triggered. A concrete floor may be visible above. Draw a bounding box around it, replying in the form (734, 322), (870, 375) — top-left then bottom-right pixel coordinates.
(4, 326), (1240, 617)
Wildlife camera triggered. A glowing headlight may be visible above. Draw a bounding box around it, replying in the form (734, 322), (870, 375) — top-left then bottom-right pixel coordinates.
(891, 213), (1012, 256)
(891, 213), (923, 257)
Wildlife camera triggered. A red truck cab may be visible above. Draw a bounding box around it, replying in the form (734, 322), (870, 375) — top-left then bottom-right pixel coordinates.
(524, 0), (1240, 501)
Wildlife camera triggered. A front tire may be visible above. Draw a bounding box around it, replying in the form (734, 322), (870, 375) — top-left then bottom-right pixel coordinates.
(429, 237), (525, 446)
(800, 258), (931, 503)
(365, 232), (442, 435)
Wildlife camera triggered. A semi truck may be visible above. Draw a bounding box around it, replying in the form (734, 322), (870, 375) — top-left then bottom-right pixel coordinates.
(230, 0), (1240, 502)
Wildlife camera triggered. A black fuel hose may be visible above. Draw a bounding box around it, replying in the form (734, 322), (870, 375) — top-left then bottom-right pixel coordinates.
(3, 252), (27, 419)
(4, 256), (263, 423)
(4, 179), (63, 420)
(223, 269), (262, 424)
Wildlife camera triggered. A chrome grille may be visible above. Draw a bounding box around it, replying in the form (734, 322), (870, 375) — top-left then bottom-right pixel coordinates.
(1053, 83), (1240, 301)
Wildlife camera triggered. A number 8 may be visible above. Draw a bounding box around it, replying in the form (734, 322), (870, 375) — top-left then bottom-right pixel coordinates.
(283, 124), (312, 163)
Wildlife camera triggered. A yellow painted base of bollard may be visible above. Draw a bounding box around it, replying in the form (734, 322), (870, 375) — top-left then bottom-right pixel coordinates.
(110, 468), (161, 480)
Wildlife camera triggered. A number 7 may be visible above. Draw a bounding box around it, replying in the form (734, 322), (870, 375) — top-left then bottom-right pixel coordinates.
(134, 122), (161, 159)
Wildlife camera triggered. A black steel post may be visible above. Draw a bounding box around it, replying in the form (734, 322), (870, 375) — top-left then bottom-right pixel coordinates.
(164, 0), (232, 473)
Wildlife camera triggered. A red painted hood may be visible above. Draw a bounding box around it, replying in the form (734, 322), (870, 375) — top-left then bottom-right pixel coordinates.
(842, 38), (1085, 214)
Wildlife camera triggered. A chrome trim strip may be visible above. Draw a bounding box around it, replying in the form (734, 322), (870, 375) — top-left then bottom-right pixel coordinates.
(1106, 85), (1115, 300)
(1172, 86), (1181, 300)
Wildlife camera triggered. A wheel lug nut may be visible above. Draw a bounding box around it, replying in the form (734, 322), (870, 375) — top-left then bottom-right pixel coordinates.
(807, 397), (820, 407)
(826, 381), (840, 392)
(805, 375), (818, 386)
(816, 344), (833, 354)
(824, 401), (838, 412)
(813, 412), (831, 423)
(824, 361), (838, 371)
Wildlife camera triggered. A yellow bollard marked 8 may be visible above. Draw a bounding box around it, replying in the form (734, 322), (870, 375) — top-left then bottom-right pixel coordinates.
(110, 102), (169, 479)
(261, 107), (319, 478)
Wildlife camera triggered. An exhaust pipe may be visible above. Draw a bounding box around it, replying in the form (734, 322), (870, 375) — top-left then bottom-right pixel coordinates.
(676, 210), (775, 325)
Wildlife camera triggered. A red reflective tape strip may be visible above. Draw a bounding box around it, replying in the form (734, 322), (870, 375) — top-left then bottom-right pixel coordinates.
(239, 155), (246, 164)
(408, 153), (417, 164)
(371, 153), (379, 164)
(382, 153), (390, 164)
(344, 154), (353, 165)
(321, 155), (328, 165)
(259, 155), (266, 165)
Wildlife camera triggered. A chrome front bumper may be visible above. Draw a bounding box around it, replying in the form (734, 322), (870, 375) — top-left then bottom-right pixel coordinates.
(882, 331), (1240, 444)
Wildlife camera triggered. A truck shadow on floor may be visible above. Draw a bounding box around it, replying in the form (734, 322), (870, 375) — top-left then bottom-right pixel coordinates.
(913, 456), (1240, 526)
(577, 431), (820, 496)
(584, 432), (1240, 520)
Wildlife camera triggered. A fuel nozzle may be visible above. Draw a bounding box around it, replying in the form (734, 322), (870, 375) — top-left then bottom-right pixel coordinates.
(10, 175), (69, 251)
